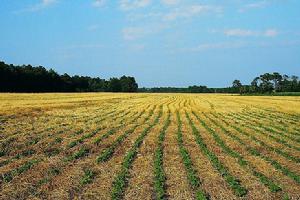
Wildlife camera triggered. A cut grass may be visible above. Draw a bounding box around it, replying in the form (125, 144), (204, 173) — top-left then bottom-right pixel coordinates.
(207, 113), (300, 185)
(96, 107), (154, 163)
(1, 159), (39, 183)
(220, 113), (300, 164)
(185, 111), (248, 197)
(111, 106), (163, 200)
(176, 111), (208, 200)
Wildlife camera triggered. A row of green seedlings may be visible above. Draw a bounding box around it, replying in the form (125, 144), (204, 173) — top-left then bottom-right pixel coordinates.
(236, 112), (300, 143)
(67, 108), (135, 150)
(96, 101), (175, 162)
(208, 112), (300, 184)
(153, 110), (171, 200)
(184, 112), (248, 197)
(264, 110), (299, 126)
(246, 111), (300, 137)
(176, 111), (208, 200)
(203, 112), (299, 188)
(0, 159), (40, 184)
(65, 109), (139, 162)
(0, 104), (143, 196)
(93, 106), (152, 145)
(0, 108), (137, 194)
(0, 107), (119, 167)
(227, 112), (295, 149)
(0, 149), (36, 168)
(0, 101), (126, 155)
(96, 107), (152, 162)
(111, 106), (163, 200)
(1, 111), (80, 151)
(0, 107), (114, 159)
(216, 113), (300, 164)
(95, 104), (158, 162)
(191, 111), (283, 193)
(95, 99), (175, 162)
(227, 113), (300, 152)
(58, 106), (141, 159)
(260, 108), (300, 124)
(0, 125), (61, 157)
(23, 105), (153, 197)
(255, 107), (299, 125)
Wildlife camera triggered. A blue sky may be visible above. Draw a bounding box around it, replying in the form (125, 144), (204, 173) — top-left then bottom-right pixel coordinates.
(0, 0), (300, 87)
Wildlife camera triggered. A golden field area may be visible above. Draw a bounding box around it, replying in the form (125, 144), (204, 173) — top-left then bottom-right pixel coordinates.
(0, 93), (299, 200)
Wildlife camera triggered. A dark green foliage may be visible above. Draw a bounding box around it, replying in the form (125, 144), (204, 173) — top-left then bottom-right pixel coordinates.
(67, 147), (89, 161)
(153, 112), (171, 200)
(0, 61), (138, 92)
(68, 128), (103, 149)
(1, 159), (38, 183)
(139, 72), (300, 95)
(80, 169), (96, 185)
(0, 149), (36, 167)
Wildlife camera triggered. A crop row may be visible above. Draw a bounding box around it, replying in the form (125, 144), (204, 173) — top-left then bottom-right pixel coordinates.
(206, 113), (300, 185)
(176, 111), (208, 200)
(185, 111), (247, 197)
(193, 111), (282, 192)
(153, 110), (171, 200)
(235, 112), (300, 144)
(227, 113), (300, 152)
(245, 111), (300, 137)
(111, 106), (163, 200)
(216, 113), (300, 164)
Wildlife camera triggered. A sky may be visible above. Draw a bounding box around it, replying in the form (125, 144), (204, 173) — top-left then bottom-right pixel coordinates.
(0, 0), (300, 87)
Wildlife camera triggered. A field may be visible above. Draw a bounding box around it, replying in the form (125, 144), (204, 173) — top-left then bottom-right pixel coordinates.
(0, 93), (299, 200)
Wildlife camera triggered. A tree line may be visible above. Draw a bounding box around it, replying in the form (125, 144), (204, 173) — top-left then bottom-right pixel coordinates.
(0, 61), (138, 92)
(138, 85), (215, 93)
(231, 72), (300, 94)
(139, 72), (300, 94)
(1, 61), (299, 94)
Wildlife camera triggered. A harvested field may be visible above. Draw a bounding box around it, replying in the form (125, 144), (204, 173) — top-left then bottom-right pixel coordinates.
(0, 93), (299, 200)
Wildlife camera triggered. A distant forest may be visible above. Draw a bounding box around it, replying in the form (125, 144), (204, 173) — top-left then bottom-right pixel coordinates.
(140, 72), (300, 94)
(231, 73), (300, 94)
(0, 61), (138, 92)
(1, 61), (299, 94)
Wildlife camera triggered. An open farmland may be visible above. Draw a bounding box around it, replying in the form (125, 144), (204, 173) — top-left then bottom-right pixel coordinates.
(0, 93), (299, 200)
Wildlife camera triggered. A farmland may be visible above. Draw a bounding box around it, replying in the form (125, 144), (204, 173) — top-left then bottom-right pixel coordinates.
(0, 93), (299, 200)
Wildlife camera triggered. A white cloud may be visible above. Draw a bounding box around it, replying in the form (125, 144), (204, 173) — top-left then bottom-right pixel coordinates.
(29, 0), (57, 11)
(224, 29), (258, 37)
(120, 0), (151, 11)
(14, 0), (57, 13)
(163, 5), (222, 21)
(224, 29), (278, 37)
(161, 0), (180, 6)
(183, 41), (248, 52)
(122, 27), (148, 40)
(92, 0), (106, 7)
(239, 1), (268, 12)
(122, 24), (167, 40)
(264, 29), (278, 37)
